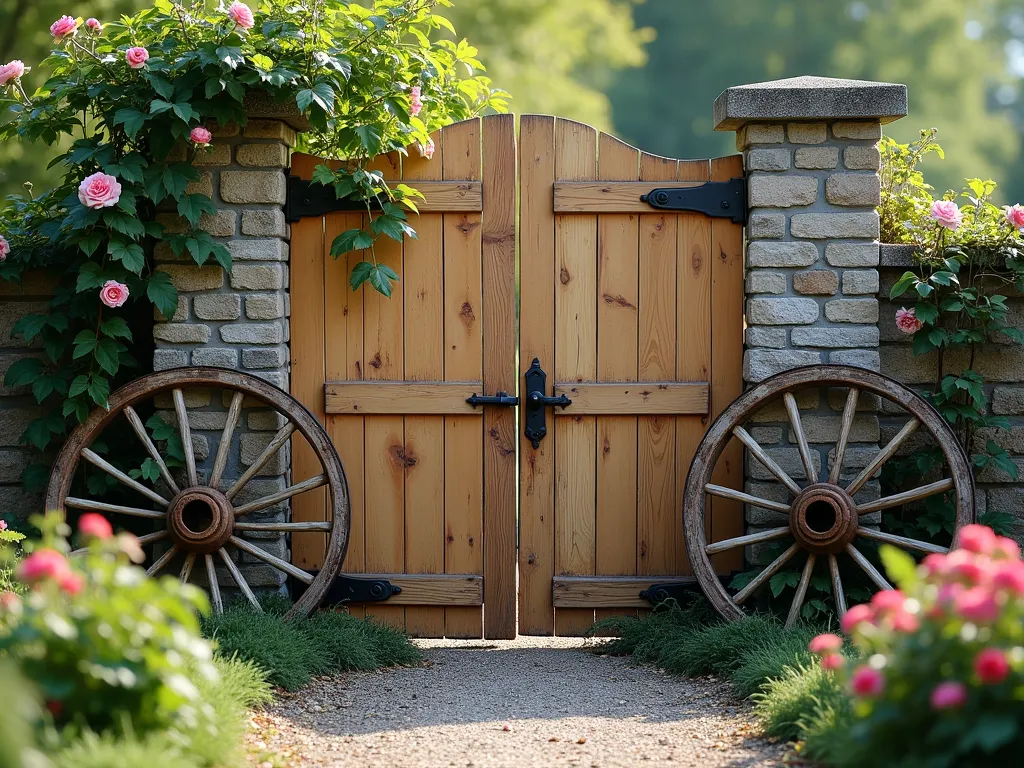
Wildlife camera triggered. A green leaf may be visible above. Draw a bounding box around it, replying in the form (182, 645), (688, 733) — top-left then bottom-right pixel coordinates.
(355, 124), (382, 156)
(172, 102), (197, 124)
(86, 375), (110, 407)
(915, 282), (934, 297)
(330, 228), (374, 257)
(3, 357), (43, 388)
(77, 231), (104, 258)
(108, 238), (145, 274)
(147, 271), (179, 320)
(146, 73), (174, 100)
(350, 260), (374, 292)
(112, 108), (147, 139)
(76, 261), (105, 292)
(879, 544), (917, 590)
(100, 316), (132, 341)
(371, 214), (416, 241)
(68, 375), (89, 398)
(103, 210), (146, 238)
(11, 314), (48, 343)
(959, 714), (1018, 753)
(177, 194), (215, 227)
(149, 99), (174, 115)
(72, 330), (97, 359)
(93, 338), (120, 376)
(768, 570), (799, 598)
(368, 263), (399, 296)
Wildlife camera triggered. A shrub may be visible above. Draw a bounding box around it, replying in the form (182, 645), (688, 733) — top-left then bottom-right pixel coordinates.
(806, 525), (1024, 766)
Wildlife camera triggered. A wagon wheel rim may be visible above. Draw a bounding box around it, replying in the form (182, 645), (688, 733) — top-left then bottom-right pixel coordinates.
(683, 365), (974, 627)
(46, 367), (350, 620)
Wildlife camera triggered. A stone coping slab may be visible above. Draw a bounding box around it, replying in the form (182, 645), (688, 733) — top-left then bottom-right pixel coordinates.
(714, 76), (908, 130)
(879, 243), (917, 268)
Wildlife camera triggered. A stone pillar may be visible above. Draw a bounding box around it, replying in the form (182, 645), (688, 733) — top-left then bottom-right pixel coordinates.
(712, 76), (907, 548)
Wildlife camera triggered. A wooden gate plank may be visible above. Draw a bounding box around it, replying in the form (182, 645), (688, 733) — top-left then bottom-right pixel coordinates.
(554, 119), (599, 636)
(402, 130), (446, 638)
(594, 133), (640, 628)
(481, 114), (518, 639)
(709, 154), (745, 574)
(518, 115), (557, 636)
(325, 382), (482, 414)
(554, 382), (707, 414)
(637, 153), (678, 578)
(442, 119), (484, 638)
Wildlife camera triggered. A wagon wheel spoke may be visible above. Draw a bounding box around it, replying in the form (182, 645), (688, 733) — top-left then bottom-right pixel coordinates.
(785, 553), (816, 629)
(856, 527), (948, 555)
(146, 545), (178, 577)
(224, 422), (296, 501)
(124, 405), (180, 495)
(210, 391), (244, 491)
(784, 392), (817, 484)
(829, 388), (859, 485)
(845, 543), (893, 591)
(217, 548), (263, 613)
(234, 521), (333, 532)
(180, 552), (196, 583)
(65, 496), (166, 519)
(828, 554), (846, 618)
(81, 449), (170, 507)
(704, 483), (791, 514)
(705, 526), (791, 555)
(205, 553), (224, 614)
(172, 388), (199, 488)
(857, 478), (954, 515)
(846, 418), (920, 496)
(733, 427), (802, 496)
(228, 535), (314, 584)
(733, 542), (800, 605)
(233, 474), (328, 517)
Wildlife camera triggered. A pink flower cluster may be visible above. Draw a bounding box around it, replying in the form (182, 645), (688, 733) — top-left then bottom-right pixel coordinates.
(418, 136), (435, 160)
(895, 307), (922, 335)
(410, 85), (423, 117)
(0, 235), (9, 262)
(0, 60), (25, 87)
(16, 549), (82, 594)
(228, 2), (255, 31)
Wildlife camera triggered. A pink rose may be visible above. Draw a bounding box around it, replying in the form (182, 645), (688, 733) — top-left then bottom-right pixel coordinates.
(0, 520), (7, 530)
(50, 15), (78, 40)
(991, 560), (1024, 595)
(125, 47), (149, 69)
(974, 648), (1010, 684)
(870, 589), (905, 613)
(58, 571), (84, 595)
(78, 513), (113, 539)
(99, 280), (129, 308)
(0, 235), (9, 262)
(16, 548), (71, 583)
(418, 137), (435, 160)
(228, 1), (255, 30)
(190, 126), (213, 146)
(85, 18), (102, 31)
(930, 681), (967, 710)
(820, 653), (844, 671)
(895, 307), (922, 335)
(954, 586), (999, 623)
(409, 84), (423, 117)
(0, 60), (25, 86)
(809, 633), (843, 655)
(959, 524), (997, 555)
(1006, 203), (1024, 231)
(841, 603), (873, 634)
(78, 172), (122, 209)
(993, 536), (1022, 561)
(930, 200), (962, 231)
(850, 665), (885, 697)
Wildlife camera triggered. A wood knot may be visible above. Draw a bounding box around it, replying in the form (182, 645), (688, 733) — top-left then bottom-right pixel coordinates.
(603, 437), (611, 455)
(459, 301), (475, 326)
(559, 266), (571, 285)
(457, 217), (480, 236)
(390, 445), (417, 468)
(527, 553), (536, 565)
(369, 354), (382, 369)
(602, 293), (635, 310)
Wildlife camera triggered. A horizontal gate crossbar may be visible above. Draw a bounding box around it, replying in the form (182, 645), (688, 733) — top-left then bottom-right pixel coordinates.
(325, 381), (484, 414)
(286, 177), (483, 221)
(552, 576), (698, 609)
(552, 382), (709, 415)
(347, 573), (483, 606)
(553, 181), (700, 213)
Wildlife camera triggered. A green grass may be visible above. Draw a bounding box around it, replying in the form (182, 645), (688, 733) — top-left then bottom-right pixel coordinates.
(202, 599), (422, 690)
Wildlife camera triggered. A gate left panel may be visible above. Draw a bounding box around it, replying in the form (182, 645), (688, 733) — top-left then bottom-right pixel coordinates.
(288, 114), (517, 639)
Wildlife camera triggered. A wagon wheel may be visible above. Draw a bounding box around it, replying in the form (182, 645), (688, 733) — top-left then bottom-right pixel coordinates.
(46, 367), (350, 620)
(683, 365), (974, 627)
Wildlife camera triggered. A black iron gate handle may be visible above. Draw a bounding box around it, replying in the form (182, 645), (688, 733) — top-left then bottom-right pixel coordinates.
(523, 358), (572, 448)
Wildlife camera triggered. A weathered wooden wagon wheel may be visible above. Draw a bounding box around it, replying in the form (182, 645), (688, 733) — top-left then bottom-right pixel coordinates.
(683, 365), (974, 627)
(46, 367), (350, 619)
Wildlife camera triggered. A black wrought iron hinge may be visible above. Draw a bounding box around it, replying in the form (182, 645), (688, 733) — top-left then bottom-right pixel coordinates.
(291, 571), (401, 606)
(285, 176), (383, 222)
(640, 177), (746, 224)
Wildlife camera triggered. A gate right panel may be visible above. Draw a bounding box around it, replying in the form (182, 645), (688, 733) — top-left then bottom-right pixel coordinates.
(517, 115), (744, 636)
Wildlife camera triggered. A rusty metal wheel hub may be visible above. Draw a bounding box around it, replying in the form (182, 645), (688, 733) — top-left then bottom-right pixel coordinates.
(789, 483), (858, 555)
(167, 487), (235, 554)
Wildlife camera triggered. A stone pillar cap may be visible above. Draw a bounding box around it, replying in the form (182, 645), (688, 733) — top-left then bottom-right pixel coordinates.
(713, 75), (907, 130)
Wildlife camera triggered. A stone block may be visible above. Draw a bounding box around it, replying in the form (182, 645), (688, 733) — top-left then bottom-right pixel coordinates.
(0, 448), (30, 484)
(832, 121), (882, 140)
(825, 298), (879, 323)
(0, 353), (42, 396)
(828, 350), (881, 370)
(746, 148), (790, 172)
(748, 213), (786, 239)
(248, 411), (288, 431)
(245, 293), (286, 320)
(227, 239), (288, 262)
(795, 415), (879, 444)
(750, 427), (784, 445)
(793, 270), (838, 295)
(158, 265), (225, 292)
(220, 171), (287, 205)
(242, 346), (287, 369)
(236, 144), (289, 168)
(0, 301), (48, 348)
(240, 432), (289, 475)
(748, 446), (821, 484)
(747, 297), (819, 325)
(746, 271), (787, 294)
(230, 264), (286, 291)
(186, 172), (213, 198)
(220, 323), (284, 345)
(243, 119), (298, 145)
(737, 123), (785, 148)
(790, 212), (879, 239)
(794, 147), (839, 169)
(790, 326), (879, 347)
(744, 482), (791, 525)
(748, 175), (818, 208)
(157, 210), (237, 237)
(750, 390), (819, 421)
(992, 388), (1024, 415)
(826, 243), (879, 267)
(747, 241), (818, 268)
(844, 145), (881, 170)
(153, 323), (211, 344)
(826, 173), (881, 206)
(154, 349), (188, 370)
(743, 349), (822, 382)
(0, 406), (45, 447)
(745, 327), (788, 349)
(193, 294), (241, 321)
(192, 347), (239, 368)
(156, 389), (211, 409)
(842, 269), (880, 295)
(0, 485), (43, 520)
(241, 210), (288, 238)
(879, 346), (937, 384)
(192, 144), (232, 166)
(787, 122), (827, 144)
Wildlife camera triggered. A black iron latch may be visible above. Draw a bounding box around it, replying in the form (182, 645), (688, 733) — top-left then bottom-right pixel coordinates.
(466, 391), (519, 408)
(523, 359), (571, 448)
(285, 176), (384, 222)
(292, 572), (402, 606)
(640, 177), (746, 224)
(639, 581), (700, 606)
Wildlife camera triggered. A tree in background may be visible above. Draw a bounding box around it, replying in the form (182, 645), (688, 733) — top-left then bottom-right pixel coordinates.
(609, 0), (1022, 201)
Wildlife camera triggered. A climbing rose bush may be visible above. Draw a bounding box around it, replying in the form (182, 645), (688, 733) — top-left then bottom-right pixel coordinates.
(807, 525), (1024, 765)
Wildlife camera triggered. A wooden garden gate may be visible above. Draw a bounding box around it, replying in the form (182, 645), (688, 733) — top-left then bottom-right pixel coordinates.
(288, 114), (744, 639)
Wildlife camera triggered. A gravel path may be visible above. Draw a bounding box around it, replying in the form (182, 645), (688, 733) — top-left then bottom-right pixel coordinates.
(247, 637), (786, 767)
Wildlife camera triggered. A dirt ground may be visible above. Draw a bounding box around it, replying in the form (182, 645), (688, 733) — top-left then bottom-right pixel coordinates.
(246, 637), (787, 768)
